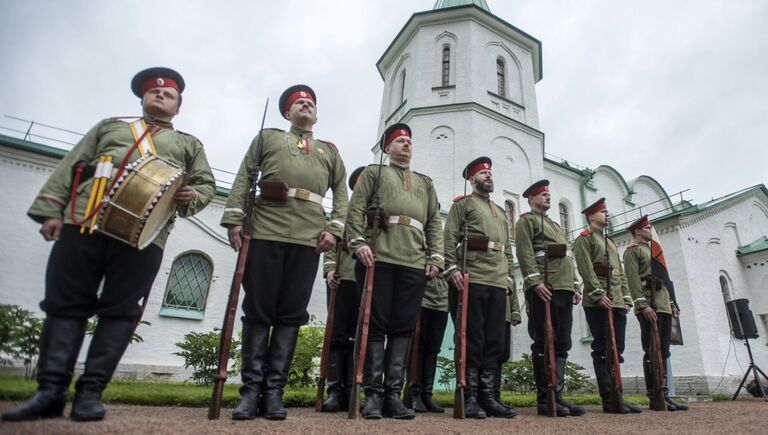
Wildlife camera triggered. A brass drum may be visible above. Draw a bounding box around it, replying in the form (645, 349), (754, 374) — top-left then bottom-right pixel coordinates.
(98, 155), (184, 249)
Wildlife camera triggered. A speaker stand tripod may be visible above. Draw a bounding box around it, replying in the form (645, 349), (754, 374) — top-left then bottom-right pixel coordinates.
(731, 337), (768, 401)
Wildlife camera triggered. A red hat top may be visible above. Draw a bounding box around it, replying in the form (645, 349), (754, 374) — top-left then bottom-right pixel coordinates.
(581, 197), (606, 215)
(628, 215), (650, 233)
(522, 179), (550, 198)
(463, 156), (492, 179)
(381, 123), (411, 152)
(279, 84), (316, 118)
(131, 67), (184, 97)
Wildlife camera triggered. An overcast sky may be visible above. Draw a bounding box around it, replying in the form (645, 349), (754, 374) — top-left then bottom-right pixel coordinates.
(1, 0), (766, 204)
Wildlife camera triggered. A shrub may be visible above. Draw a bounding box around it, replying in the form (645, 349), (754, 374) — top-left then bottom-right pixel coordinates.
(174, 330), (241, 385)
(436, 355), (455, 391)
(502, 353), (592, 394)
(86, 317), (151, 344)
(288, 319), (324, 388)
(0, 305), (43, 379)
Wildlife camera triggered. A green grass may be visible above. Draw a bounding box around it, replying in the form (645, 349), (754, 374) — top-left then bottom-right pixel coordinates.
(0, 376), (649, 408)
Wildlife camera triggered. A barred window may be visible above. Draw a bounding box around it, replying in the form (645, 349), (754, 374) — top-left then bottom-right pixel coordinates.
(399, 69), (407, 103)
(159, 251), (213, 319)
(505, 200), (516, 239)
(496, 58), (506, 97)
(442, 46), (451, 86)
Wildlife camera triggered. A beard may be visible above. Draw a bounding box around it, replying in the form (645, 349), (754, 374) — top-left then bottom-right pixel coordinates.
(476, 179), (494, 194)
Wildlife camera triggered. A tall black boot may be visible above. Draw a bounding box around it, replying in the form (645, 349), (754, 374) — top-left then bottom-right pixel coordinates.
(532, 353), (568, 417)
(644, 358), (671, 411)
(232, 322), (270, 420)
(361, 341), (385, 419)
(663, 368), (688, 411)
(321, 349), (345, 412)
(479, 368), (516, 418)
(262, 326), (299, 420)
(2, 317), (86, 421)
(593, 356), (618, 413)
(493, 363), (514, 411)
(555, 357), (584, 416)
(382, 337), (415, 419)
(408, 351), (427, 412)
(70, 318), (136, 421)
(421, 352), (444, 413)
(464, 366), (486, 419)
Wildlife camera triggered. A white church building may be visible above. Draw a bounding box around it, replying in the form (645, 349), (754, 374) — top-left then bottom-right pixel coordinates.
(1, 0), (767, 395)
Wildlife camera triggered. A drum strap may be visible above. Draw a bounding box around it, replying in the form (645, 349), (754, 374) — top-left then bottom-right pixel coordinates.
(129, 119), (158, 157)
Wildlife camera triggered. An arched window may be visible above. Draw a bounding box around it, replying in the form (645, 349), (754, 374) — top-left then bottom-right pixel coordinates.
(442, 46), (451, 86)
(505, 200), (516, 239)
(719, 275), (732, 303)
(496, 58), (506, 97)
(559, 202), (570, 241)
(160, 251), (213, 319)
(399, 69), (407, 104)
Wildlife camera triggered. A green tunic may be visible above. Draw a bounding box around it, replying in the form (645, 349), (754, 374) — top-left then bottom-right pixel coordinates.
(514, 211), (579, 293)
(443, 194), (515, 290)
(346, 164), (443, 270)
(622, 242), (675, 315)
(573, 227), (633, 309)
(322, 241), (356, 282)
(422, 276), (449, 312)
(27, 118), (215, 249)
(220, 127), (348, 246)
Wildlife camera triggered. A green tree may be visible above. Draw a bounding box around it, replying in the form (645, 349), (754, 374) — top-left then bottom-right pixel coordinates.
(436, 355), (455, 392)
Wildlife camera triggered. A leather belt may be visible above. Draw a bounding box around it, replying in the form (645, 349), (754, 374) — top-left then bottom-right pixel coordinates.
(388, 215), (424, 231)
(287, 187), (324, 205)
(487, 241), (505, 252)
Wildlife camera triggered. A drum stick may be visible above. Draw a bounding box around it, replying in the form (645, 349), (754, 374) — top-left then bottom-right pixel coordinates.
(80, 156), (105, 234)
(89, 155), (112, 234)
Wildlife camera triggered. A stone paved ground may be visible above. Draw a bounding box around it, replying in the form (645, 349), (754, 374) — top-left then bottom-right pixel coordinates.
(1, 400), (766, 434)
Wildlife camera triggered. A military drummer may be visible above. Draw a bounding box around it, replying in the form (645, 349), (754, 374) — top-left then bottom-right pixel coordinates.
(221, 84), (348, 421)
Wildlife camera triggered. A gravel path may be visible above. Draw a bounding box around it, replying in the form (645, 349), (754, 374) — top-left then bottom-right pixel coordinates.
(1, 400), (765, 434)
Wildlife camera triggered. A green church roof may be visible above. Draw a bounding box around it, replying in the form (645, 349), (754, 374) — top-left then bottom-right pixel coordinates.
(433, 0), (490, 13)
(737, 236), (768, 257)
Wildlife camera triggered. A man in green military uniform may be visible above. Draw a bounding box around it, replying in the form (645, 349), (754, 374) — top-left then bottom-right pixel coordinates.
(444, 157), (518, 419)
(409, 276), (449, 414)
(221, 85), (348, 421)
(346, 123), (443, 420)
(515, 179), (585, 417)
(319, 166), (365, 413)
(623, 215), (688, 411)
(2, 67), (215, 422)
(573, 198), (641, 414)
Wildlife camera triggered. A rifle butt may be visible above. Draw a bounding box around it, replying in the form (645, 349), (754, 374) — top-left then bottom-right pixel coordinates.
(608, 388), (624, 414)
(208, 380), (224, 420)
(546, 389), (557, 417)
(315, 378), (325, 412)
(453, 388), (465, 419)
(348, 384), (361, 419)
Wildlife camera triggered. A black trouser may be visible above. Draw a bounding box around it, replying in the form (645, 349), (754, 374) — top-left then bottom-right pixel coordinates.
(637, 312), (672, 361)
(242, 239), (319, 326)
(449, 283), (507, 369)
(354, 261), (426, 341)
(501, 322), (511, 365)
(584, 307), (627, 362)
(526, 290), (574, 358)
(419, 307), (448, 356)
(327, 280), (360, 352)
(42, 225), (163, 320)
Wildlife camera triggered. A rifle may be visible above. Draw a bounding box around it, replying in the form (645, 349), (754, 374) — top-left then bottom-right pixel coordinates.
(315, 242), (344, 411)
(453, 184), (470, 419)
(348, 141), (386, 419)
(208, 99), (268, 420)
(603, 230), (624, 414)
(403, 307), (421, 408)
(648, 279), (667, 411)
(541, 212), (557, 417)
